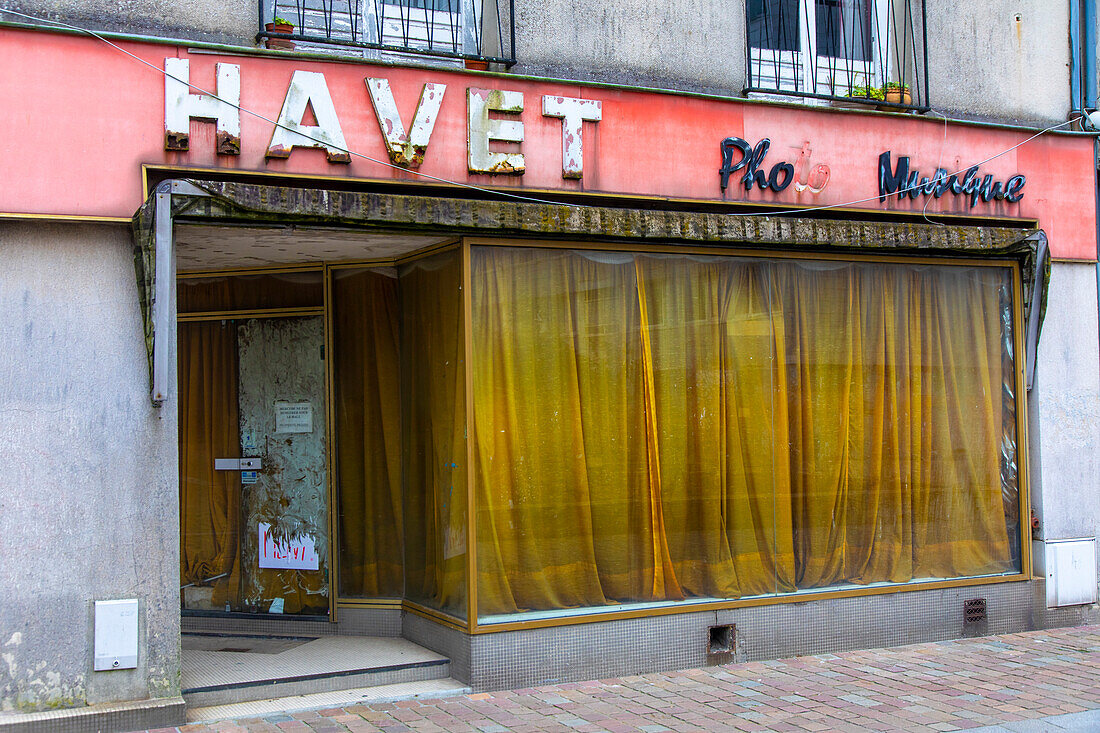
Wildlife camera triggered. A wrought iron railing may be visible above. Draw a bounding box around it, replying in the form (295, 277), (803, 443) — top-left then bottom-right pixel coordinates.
(259, 0), (515, 65)
(745, 0), (928, 111)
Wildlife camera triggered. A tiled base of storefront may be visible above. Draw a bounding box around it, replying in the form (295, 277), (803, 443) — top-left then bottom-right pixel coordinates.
(0, 696), (185, 733)
(403, 579), (1100, 692)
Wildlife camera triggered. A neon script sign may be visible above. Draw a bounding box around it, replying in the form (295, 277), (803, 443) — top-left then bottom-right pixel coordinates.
(718, 137), (831, 195)
(878, 152), (1026, 207)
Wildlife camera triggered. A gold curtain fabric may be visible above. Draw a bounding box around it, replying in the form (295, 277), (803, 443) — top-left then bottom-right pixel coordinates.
(179, 320), (241, 608)
(179, 273), (323, 313)
(333, 270), (404, 598)
(472, 248), (1016, 617)
(401, 250), (468, 617)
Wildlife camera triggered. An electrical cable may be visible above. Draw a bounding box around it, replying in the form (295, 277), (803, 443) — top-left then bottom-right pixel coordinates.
(0, 6), (1089, 220)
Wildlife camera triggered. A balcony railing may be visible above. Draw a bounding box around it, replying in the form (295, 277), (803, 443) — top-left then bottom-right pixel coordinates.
(259, 0), (515, 66)
(745, 0), (927, 111)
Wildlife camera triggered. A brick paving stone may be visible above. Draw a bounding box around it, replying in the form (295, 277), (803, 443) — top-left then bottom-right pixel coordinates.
(144, 625), (1100, 733)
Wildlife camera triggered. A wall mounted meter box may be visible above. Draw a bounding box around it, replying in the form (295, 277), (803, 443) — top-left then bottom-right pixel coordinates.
(1046, 538), (1099, 608)
(94, 599), (138, 671)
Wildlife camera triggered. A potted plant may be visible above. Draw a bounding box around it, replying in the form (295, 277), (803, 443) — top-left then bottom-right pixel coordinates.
(265, 17), (295, 50)
(882, 82), (912, 107)
(848, 84), (885, 103)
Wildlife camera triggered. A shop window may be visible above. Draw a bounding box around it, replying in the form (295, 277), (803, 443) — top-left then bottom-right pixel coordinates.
(746, 0), (925, 107)
(470, 247), (1022, 622)
(331, 267), (404, 600)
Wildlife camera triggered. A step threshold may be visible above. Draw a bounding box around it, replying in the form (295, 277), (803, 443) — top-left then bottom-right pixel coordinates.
(186, 679), (472, 723)
(182, 657), (448, 696)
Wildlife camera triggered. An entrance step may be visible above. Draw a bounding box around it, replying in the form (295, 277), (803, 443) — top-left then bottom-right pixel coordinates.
(181, 634), (451, 708)
(185, 678), (472, 722)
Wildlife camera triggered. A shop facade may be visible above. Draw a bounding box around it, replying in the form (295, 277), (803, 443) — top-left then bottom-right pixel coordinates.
(2, 15), (1100, 729)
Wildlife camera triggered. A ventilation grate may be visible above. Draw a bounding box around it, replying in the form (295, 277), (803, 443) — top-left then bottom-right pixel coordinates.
(963, 598), (987, 624)
(706, 624), (735, 665)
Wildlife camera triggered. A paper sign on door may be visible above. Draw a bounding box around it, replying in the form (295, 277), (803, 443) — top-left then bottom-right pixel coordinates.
(275, 401), (313, 434)
(258, 522), (320, 570)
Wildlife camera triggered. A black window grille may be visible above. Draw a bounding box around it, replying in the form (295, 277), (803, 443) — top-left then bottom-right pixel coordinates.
(260, 0), (515, 65)
(746, 0), (927, 110)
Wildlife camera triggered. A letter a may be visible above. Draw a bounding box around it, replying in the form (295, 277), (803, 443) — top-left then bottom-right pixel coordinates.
(267, 71), (350, 163)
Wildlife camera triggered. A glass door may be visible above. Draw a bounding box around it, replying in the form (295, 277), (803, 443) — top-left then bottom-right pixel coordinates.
(178, 271), (331, 617)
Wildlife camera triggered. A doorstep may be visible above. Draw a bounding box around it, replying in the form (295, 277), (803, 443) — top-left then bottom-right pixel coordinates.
(181, 632), (451, 708)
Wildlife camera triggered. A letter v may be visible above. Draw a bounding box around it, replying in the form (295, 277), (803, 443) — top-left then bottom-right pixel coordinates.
(366, 79), (446, 168)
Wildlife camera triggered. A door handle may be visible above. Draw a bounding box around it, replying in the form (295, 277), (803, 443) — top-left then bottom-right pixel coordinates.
(214, 458), (263, 471)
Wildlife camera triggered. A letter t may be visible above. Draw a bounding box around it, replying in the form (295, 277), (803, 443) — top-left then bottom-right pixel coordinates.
(542, 96), (602, 179)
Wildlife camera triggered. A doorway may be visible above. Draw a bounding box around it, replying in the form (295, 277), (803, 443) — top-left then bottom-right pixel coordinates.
(178, 269), (332, 618)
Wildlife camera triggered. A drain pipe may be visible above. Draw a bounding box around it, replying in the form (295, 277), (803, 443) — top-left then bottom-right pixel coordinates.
(1073, 0), (1084, 113)
(1086, 0), (1098, 109)
(1095, 141), (1100, 389)
(1088, 0), (1100, 384)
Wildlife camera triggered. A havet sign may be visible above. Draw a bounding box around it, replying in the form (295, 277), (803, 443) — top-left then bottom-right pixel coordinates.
(163, 58), (603, 179)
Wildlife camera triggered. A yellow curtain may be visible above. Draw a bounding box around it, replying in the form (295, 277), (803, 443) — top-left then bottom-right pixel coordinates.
(401, 250), (467, 617)
(635, 255), (796, 599)
(179, 321), (241, 609)
(781, 262), (1013, 587)
(333, 270), (403, 598)
(473, 249), (659, 614)
(908, 267), (1014, 578)
(470, 247), (1016, 617)
(473, 250), (796, 615)
(179, 273), (323, 313)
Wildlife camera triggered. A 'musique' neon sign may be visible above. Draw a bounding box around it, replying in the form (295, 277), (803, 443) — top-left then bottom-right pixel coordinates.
(878, 151), (1025, 207)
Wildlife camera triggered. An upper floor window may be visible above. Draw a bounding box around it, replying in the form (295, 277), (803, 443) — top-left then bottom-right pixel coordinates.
(260, 0), (515, 66)
(746, 0), (926, 109)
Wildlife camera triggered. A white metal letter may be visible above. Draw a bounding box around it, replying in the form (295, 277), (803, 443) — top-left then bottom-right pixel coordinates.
(467, 88), (524, 174)
(366, 79), (446, 168)
(267, 71), (351, 163)
(542, 95), (601, 179)
(164, 58), (240, 154)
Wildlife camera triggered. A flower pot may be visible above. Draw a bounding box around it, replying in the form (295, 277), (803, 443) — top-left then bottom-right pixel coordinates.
(881, 87), (912, 108)
(464, 59), (490, 71)
(265, 22), (295, 50)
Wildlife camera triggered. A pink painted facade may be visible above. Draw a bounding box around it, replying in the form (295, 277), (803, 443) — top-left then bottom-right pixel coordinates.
(0, 25), (1094, 259)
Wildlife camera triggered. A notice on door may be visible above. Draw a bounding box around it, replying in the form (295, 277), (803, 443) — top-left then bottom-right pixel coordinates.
(274, 401), (313, 434)
(258, 522), (320, 570)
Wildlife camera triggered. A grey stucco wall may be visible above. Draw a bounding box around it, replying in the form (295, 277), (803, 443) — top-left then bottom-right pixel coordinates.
(509, 0), (747, 96)
(925, 0), (1070, 124)
(0, 0), (255, 46)
(1030, 261), (1100, 566)
(0, 222), (179, 713)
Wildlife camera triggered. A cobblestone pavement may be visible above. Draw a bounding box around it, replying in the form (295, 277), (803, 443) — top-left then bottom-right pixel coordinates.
(148, 625), (1100, 733)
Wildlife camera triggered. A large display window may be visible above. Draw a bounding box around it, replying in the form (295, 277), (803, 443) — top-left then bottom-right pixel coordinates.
(469, 246), (1024, 623)
(176, 239), (1028, 630)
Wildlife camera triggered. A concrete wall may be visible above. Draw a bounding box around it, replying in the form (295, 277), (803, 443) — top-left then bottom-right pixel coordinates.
(1030, 261), (1100, 584)
(0, 222), (180, 713)
(924, 0), (1069, 124)
(1, 0), (254, 46)
(510, 0), (747, 97)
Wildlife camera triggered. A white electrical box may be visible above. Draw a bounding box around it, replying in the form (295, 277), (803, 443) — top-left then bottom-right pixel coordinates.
(1046, 538), (1098, 608)
(94, 599), (138, 671)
